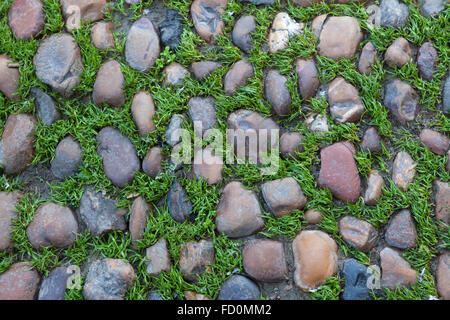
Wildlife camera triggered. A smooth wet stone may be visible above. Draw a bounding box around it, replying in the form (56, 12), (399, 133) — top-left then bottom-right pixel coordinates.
(292, 230), (338, 290)
(143, 146), (164, 178)
(227, 109), (279, 163)
(420, 0), (445, 17)
(0, 55), (20, 101)
(261, 177), (306, 217)
(179, 239), (215, 282)
(125, 17), (160, 72)
(188, 96), (217, 135)
(27, 203), (78, 249)
(8, 0), (44, 40)
(30, 87), (60, 126)
(392, 151), (417, 191)
(232, 15), (256, 53)
(79, 188), (127, 236)
(305, 113), (328, 135)
(83, 258), (136, 300)
(436, 253), (450, 300)
(91, 21), (114, 50)
(0, 262), (40, 300)
(264, 69), (291, 117)
(380, 247), (417, 290)
(33, 33), (82, 98)
(191, 61), (221, 80)
(218, 275), (260, 300)
(193, 148), (223, 184)
(328, 77), (364, 123)
(191, 0), (227, 44)
(164, 62), (189, 86)
(164, 114), (184, 147)
(268, 12), (303, 53)
(385, 37), (413, 68)
(419, 129), (449, 155)
(295, 58), (319, 100)
(38, 267), (70, 300)
(341, 259), (370, 300)
(385, 209), (417, 249)
(0, 192), (22, 251)
(223, 60), (254, 95)
(216, 181), (264, 238)
(0, 113), (36, 175)
(434, 180), (450, 224)
(167, 178), (192, 223)
(280, 132), (303, 159)
(339, 215), (378, 252)
(358, 42), (377, 74)
(417, 42), (438, 81)
(146, 238), (171, 276)
(364, 170), (384, 206)
(159, 9), (184, 50)
(318, 142), (361, 203)
(384, 79), (419, 124)
(51, 136), (82, 179)
(60, 0), (109, 31)
(361, 127), (382, 154)
(97, 127), (140, 187)
(93, 60), (125, 107)
(129, 196), (149, 244)
(318, 16), (362, 60)
(131, 91), (156, 137)
(242, 239), (288, 282)
(305, 209), (323, 224)
(379, 0), (409, 28)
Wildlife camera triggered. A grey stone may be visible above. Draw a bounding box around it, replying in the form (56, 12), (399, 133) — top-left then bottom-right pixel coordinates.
(167, 178), (192, 223)
(164, 114), (184, 147)
(420, 0), (445, 17)
(443, 74), (450, 114)
(38, 267), (70, 300)
(218, 275), (260, 300)
(188, 97), (217, 135)
(51, 136), (83, 179)
(30, 87), (60, 126)
(380, 0), (409, 28)
(159, 9), (184, 50)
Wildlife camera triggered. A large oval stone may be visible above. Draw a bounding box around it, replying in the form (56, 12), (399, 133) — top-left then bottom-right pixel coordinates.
(8, 0), (44, 40)
(0, 262), (40, 300)
(92, 60), (125, 107)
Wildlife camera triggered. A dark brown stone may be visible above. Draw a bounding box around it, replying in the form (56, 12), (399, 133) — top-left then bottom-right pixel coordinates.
(295, 58), (319, 100)
(339, 215), (378, 252)
(436, 253), (450, 300)
(361, 127), (381, 154)
(143, 146), (164, 178)
(358, 42), (377, 74)
(434, 180), (450, 224)
(385, 210), (417, 249)
(167, 178), (192, 223)
(129, 196), (149, 244)
(385, 37), (413, 68)
(223, 60), (254, 95)
(419, 129), (449, 155)
(8, 0), (44, 40)
(280, 132), (303, 159)
(179, 239), (215, 282)
(264, 70), (291, 117)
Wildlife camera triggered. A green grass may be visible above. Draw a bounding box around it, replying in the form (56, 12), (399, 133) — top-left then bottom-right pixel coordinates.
(0, 0), (449, 300)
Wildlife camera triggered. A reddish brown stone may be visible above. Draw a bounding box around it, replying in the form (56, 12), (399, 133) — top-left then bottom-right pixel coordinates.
(261, 177), (306, 217)
(91, 21), (114, 50)
(318, 142), (361, 203)
(419, 129), (449, 155)
(0, 55), (20, 101)
(385, 37), (413, 68)
(146, 238), (171, 276)
(304, 209), (323, 224)
(339, 215), (378, 252)
(8, 0), (44, 40)
(224, 60), (254, 95)
(0, 113), (36, 175)
(93, 60), (125, 107)
(385, 209), (417, 249)
(129, 196), (149, 244)
(179, 239), (215, 282)
(216, 181), (264, 238)
(280, 132), (303, 159)
(0, 192), (23, 251)
(380, 247), (417, 290)
(434, 180), (450, 224)
(292, 230), (338, 290)
(143, 146), (164, 178)
(0, 262), (40, 300)
(26, 203), (79, 249)
(242, 240), (288, 282)
(358, 42), (377, 74)
(131, 91), (156, 136)
(318, 16), (362, 60)
(295, 58), (319, 100)
(436, 253), (450, 300)
(191, 0), (227, 44)
(361, 127), (381, 154)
